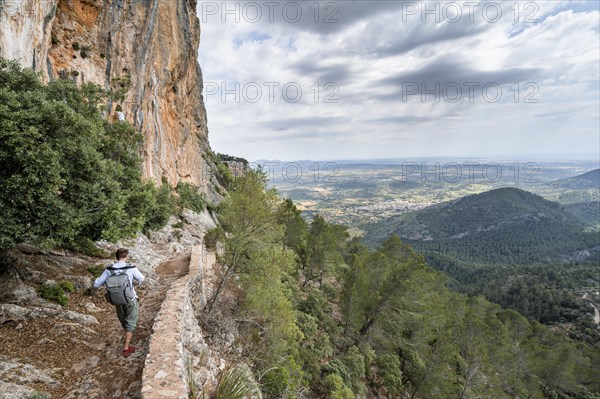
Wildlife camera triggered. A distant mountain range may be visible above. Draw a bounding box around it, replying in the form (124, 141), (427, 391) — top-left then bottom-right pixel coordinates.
(549, 168), (600, 190)
(545, 169), (600, 227)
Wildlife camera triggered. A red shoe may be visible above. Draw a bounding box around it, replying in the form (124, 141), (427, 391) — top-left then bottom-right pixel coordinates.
(123, 346), (136, 357)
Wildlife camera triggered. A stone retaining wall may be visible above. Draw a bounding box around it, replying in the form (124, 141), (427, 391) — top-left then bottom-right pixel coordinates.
(141, 245), (205, 399)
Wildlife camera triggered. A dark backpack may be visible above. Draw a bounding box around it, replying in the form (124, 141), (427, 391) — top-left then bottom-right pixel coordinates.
(104, 265), (136, 305)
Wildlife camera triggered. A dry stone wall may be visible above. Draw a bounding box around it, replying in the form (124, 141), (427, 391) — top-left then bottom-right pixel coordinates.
(141, 244), (212, 399)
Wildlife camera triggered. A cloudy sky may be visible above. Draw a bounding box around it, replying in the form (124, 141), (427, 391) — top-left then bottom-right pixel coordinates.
(196, 1), (600, 162)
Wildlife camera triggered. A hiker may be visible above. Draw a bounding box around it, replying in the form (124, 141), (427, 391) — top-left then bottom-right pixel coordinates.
(93, 248), (145, 357)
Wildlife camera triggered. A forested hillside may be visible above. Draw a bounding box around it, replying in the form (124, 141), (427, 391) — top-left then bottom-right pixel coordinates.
(359, 187), (600, 345)
(362, 187), (598, 264)
(204, 170), (600, 399)
(536, 169), (600, 229)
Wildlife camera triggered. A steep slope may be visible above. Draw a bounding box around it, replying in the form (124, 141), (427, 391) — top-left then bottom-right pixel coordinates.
(362, 187), (599, 264)
(0, 0), (221, 198)
(0, 210), (222, 398)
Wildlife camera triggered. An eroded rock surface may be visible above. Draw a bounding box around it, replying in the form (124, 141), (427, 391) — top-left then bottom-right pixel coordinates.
(0, 0), (223, 199)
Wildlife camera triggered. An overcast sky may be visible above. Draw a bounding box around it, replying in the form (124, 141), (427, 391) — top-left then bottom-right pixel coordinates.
(196, 1), (600, 162)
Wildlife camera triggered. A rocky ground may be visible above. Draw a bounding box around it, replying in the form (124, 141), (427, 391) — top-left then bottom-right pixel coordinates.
(0, 210), (218, 399)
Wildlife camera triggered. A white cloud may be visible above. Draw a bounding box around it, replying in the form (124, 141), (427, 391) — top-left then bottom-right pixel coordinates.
(197, 1), (600, 161)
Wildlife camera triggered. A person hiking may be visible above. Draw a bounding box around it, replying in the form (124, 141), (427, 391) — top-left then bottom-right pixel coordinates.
(93, 248), (144, 357)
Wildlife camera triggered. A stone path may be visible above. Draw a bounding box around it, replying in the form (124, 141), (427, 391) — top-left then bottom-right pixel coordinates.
(61, 253), (191, 399)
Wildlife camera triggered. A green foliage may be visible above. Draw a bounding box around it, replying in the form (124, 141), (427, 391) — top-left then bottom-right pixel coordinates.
(110, 179), (178, 236)
(277, 199), (307, 258)
(204, 226), (225, 251)
(216, 161), (234, 189)
(304, 215), (346, 288)
(215, 365), (262, 399)
(51, 34), (59, 45)
(100, 53), (106, 59)
(0, 58), (174, 250)
(240, 246), (304, 391)
(176, 182), (206, 213)
(365, 187), (599, 264)
(37, 284), (68, 306)
(211, 158), (600, 399)
(217, 152), (249, 167)
(72, 42), (80, 50)
(260, 357), (303, 399)
(59, 281), (75, 293)
(322, 374), (353, 399)
(208, 170), (305, 397)
(87, 264), (105, 278)
(375, 354), (404, 397)
(66, 238), (108, 258)
(342, 346), (367, 394)
(364, 185), (600, 344)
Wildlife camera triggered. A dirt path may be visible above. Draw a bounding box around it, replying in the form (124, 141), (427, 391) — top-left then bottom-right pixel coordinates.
(0, 253), (190, 399)
(582, 293), (600, 325)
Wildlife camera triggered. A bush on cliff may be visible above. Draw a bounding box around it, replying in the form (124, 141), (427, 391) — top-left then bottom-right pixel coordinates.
(0, 58), (173, 250)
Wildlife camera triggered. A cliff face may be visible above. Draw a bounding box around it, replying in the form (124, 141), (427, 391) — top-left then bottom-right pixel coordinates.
(0, 0), (220, 198)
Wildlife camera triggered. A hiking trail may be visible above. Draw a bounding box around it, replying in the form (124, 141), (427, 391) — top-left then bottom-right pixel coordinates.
(0, 252), (191, 399)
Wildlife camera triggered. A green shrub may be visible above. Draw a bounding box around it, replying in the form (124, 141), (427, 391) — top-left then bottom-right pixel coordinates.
(72, 42), (80, 50)
(0, 58), (175, 250)
(343, 346), (367, 395)
(260, 357), (303, 399)
(72, 70), (79, 77)
(37, 284), (68, 306)
(321, 281), (337, 299)
(87, 264), (105, 278)
(115, 104), (122, 112)
(139, 181), (177, 234)
(80, 50), (88, 59)
(59, 281), (75, 293)
(51, 34), (59, 45)
(323, 374), (354, 399)
(216, 161), (234, 189)
(66, 238), (108, 258)
(215, 365), (261, 399)
(100, 53), (106, 59)
(204, 226), (225, 251)
(322, 359), (351, 386)
(298, 287), (329, 319)
(375, 354), (404, 397)
(176, 182), (206, 213)
(206, 201), (219, 213)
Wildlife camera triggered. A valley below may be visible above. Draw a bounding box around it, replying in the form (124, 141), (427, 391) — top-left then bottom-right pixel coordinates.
(266, 159), (600, 343)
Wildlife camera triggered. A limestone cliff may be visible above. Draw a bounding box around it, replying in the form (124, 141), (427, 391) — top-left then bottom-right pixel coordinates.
(0, 0), (221, 199)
